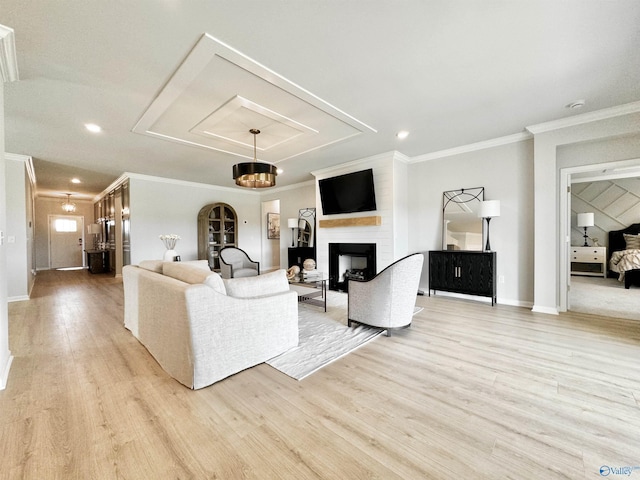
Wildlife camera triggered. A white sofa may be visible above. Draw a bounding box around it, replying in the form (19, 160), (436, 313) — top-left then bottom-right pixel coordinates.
(123, 260), (298, 389)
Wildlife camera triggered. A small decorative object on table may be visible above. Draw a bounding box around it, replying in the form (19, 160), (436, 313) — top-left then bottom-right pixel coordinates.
(160, 234), (181, 261)
(286, 265), (300, 282)
(303, 258), (316, 272)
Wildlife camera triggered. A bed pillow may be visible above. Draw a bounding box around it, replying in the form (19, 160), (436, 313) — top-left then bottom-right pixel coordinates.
(623, 233), (640, 250)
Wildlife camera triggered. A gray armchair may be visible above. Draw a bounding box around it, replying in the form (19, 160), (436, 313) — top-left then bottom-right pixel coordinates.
(347, 253), (424, 336)
(219, 247), (260, 279)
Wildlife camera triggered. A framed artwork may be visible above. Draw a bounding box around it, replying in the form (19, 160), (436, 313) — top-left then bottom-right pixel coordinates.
(267, 213), (280, 239)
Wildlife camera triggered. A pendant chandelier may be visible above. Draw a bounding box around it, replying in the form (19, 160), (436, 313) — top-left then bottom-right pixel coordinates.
(61, 193), (76, 213)
(232, 129), (277, 188)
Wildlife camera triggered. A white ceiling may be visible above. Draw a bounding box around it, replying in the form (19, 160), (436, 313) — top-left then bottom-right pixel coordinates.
(3, 1), (640, 199)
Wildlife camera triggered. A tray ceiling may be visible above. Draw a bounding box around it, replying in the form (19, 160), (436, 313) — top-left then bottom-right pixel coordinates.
(132, 34), (376, 164)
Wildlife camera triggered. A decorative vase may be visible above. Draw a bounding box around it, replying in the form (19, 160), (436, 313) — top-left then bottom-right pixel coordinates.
(164, 249), (178, 262)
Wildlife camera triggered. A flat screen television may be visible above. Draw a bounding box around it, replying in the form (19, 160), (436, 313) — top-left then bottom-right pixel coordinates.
(319, 168), (377, 215)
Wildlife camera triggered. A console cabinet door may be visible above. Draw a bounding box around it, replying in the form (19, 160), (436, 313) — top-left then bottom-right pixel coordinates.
(429, 251), (496, 304)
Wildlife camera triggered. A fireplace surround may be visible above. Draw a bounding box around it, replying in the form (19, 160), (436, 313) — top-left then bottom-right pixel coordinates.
(328, 243), (377, 292)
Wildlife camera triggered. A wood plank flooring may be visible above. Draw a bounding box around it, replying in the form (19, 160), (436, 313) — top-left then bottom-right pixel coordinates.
(1, 269), (639, 479)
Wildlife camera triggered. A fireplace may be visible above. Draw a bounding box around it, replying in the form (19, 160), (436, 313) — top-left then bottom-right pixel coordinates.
(329, 243), (377, 292)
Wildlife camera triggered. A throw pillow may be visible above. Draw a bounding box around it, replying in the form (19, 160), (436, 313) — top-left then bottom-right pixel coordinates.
(624, 233), (640, 250)
(163, 262), (215, 285)
(138, 260), (163, 273)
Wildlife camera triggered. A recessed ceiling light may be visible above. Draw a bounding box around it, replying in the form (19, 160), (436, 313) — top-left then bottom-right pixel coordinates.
(396, 131), (410, 140)
(85, 123), (102, 133)
(566, 100), (585, 110)
(71, 178), (81, 184)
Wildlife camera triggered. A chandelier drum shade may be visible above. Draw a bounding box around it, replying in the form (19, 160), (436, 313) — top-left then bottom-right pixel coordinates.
(233, 129), (277, 188)
(61, 193), (76, 213)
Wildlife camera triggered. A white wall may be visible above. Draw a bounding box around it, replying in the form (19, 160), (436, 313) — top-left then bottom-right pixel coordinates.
(260, 199), (280, 270)
(313, 152), (402, 275)
(260, 180), (316, 269)
(127, 174), (262, 265)
(408, 138), (535, 306)
(532, 110), (640, 314)
(0, 79), (12, 390)
(5, 155), (32, 300)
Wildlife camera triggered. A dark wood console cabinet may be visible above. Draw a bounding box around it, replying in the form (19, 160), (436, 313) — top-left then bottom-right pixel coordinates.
(428, 251), (497, 305)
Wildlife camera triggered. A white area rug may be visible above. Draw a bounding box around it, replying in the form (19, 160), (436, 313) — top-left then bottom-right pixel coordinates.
(266, 290), (383, 380)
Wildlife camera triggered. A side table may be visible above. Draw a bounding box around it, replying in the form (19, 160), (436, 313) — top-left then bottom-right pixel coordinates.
(85, 250), (110, 274)
(289, 273), (327, 312)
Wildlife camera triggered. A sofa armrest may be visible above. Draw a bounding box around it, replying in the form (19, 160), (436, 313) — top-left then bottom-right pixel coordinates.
(185, 286), (299, 389)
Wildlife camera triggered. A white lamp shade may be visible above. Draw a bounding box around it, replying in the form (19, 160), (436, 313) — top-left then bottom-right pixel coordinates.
(479, 200), (500, 218)
(577, 212), (594, 227)
(287, 218), (298, 229)
(88, 224), (101, 234)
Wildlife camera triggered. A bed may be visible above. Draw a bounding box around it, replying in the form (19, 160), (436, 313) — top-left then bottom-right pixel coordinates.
(608, 223), (640, 289)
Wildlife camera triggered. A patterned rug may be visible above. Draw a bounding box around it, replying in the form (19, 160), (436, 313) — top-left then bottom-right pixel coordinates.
(266, 291), (383, 380)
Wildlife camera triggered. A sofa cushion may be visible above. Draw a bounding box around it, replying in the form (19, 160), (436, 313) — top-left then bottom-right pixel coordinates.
(139, 260), (164, 273)
(163, 262), (217, 285)
(224, 269), (289, 298)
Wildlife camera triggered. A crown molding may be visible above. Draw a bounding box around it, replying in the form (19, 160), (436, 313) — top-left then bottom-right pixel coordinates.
(526, 101), (640, 135)
(0, 24), (19, 82)
(411, 132), (532, 163)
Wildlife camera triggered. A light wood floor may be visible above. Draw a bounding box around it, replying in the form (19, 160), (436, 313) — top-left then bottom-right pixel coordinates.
(1, 270), (639, 479)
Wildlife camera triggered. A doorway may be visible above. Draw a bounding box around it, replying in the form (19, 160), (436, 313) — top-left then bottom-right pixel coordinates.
(49, 215), (85, 269)
(560, 158), (640, 316)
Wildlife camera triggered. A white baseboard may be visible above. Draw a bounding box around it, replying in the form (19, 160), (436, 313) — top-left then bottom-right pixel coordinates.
(0, 353), (14, 390)
(531, 305), (559, 315)
(498, 298), (534, 309)
(8, 295), (29, 303)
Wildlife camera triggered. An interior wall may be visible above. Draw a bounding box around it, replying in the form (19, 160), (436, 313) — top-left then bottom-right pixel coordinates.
(533, 113), (640, 313)
(33, 197), (94, 270)
(408, 138), (535, 306)
(260, 181), (316, 269)
(5, 156), (29, 300)
(0, 78), (12, 389)
(127, 175), (262, 265)
(260, 199), (280, 270)
(571, 176), (640, 249)
(393, 155), (410, 259)
(313, 153), (398, 276)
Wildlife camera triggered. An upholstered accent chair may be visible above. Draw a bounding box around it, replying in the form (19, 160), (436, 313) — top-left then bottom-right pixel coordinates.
(347, 253), (424, 336)
(219, 247), (260, 279)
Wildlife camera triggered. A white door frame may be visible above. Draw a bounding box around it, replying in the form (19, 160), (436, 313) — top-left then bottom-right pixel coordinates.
(558, 157), (640, 312)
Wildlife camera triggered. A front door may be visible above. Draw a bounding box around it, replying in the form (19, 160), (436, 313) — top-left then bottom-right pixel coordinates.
(50, 215), (84, 269)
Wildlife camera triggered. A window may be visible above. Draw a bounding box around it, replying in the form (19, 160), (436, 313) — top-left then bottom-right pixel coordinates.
(54, 218), (78, 233)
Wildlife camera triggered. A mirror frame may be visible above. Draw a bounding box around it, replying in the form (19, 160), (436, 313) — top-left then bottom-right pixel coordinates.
(442, 187), (484, 251)
(297, 208), (316, 248)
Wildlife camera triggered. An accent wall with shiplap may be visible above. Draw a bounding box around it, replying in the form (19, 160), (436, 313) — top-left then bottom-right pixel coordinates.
(312, 151), (410, 275)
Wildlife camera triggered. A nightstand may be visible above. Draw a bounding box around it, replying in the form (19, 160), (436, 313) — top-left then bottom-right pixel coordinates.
(570, 246), (606, 277)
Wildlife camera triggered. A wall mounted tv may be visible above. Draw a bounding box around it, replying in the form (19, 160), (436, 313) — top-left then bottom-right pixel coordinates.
(319, 168), (377, 215)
